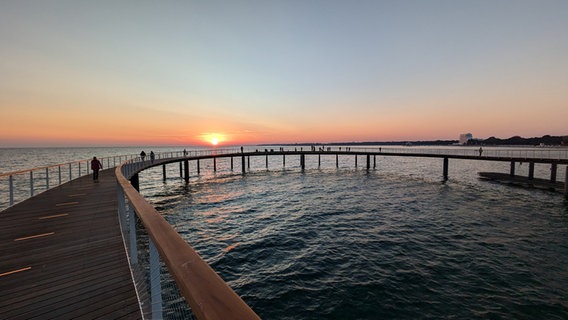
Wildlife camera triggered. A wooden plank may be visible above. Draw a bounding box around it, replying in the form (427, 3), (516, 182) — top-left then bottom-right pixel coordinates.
(0, 169), (141, 319)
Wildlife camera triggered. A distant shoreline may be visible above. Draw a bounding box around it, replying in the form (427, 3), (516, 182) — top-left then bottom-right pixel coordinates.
(261, 134), (568, 147)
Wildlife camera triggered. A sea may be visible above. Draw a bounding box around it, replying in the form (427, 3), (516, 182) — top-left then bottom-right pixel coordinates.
(1, 146), (568, 319)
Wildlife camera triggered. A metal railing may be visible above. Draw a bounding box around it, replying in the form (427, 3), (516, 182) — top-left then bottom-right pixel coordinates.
(115, 150), (260, 320)
(0, 154), (138, 211)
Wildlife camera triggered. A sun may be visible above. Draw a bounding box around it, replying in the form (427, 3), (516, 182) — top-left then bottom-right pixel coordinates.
(211, 137), (219, 146)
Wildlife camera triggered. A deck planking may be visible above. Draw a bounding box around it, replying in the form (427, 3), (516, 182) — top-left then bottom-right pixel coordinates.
(0, 168), (141, 319)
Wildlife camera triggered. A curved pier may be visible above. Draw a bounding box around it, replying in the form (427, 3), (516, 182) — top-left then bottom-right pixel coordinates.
(1, 147), (567, 319)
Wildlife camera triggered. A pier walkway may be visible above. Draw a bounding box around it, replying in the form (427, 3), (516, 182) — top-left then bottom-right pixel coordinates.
(0, 168), (141, 319)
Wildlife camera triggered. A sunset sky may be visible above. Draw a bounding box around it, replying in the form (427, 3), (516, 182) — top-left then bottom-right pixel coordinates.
(1, 1), (567, 147)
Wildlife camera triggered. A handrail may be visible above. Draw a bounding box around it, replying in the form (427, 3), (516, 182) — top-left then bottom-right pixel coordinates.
(115, 158), (260, 320)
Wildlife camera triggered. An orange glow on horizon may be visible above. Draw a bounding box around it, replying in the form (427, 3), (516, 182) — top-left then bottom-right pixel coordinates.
(198, 132), (228, 146)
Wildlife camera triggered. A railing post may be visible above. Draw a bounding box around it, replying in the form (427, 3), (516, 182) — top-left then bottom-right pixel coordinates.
(128, 202), (138, 265)
(149, 238), (163, 319)
(9, 175), (14, 206)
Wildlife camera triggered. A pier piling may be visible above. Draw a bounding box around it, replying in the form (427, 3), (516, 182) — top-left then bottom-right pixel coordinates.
(184, 160), (189, 182)
(550, 163), (557, 183)
(510, 161), (515, 177)
(528, 162), (535, 180)
(443, 157), (449, 181)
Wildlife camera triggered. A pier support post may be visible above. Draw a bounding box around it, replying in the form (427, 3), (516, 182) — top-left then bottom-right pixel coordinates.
(197, 159), (200, 175)
(528, 162), (535, 180)
(231, 157), (233, 171)
(550, 163), (557, 183)
(355, 155), (358, 168)
(283, 154), (286, 168)
(301, 154), (305, 170)
(162, 164), (166, 181)
(248, 156), (250, 169)
(241, 155), (246, 173)
(130, 173), (140, 191)
(266, 154), (269, 169)
(510, 161), (515, 177)
(565, 166), (568, 199)
(214, 158), (217, 172)
(443, 157), (449, 181)
(336, 154), (339, 168)
(366, 154), (370, 170)
(374, 155), (376, 169)
(184, 160), (189, 182)
(318, 154), (321, 168)
(179, 162), (182, 178)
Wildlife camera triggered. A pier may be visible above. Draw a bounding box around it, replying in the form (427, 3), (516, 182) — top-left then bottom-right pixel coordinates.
(1, 147), (567, 319)
(0, 168), (141, 319)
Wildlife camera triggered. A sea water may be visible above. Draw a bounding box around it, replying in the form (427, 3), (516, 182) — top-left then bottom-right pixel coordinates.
(2, 146), (568, 319)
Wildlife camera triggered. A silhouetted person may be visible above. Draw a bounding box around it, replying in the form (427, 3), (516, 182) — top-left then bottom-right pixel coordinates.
(91, 156), (102, 182)
(150, 151), (155, 163)
(140, 151), (146, 161)
(479, 147), (483, 156)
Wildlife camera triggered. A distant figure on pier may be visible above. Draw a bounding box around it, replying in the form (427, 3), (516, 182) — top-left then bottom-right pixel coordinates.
(183, 149), (188, 156)
(140, 151), (146, 161)
(150, 151), (155, 163)
(241, 146), (244, 153)
(479, 147), (483, 156)
(91, 156), (103, 182)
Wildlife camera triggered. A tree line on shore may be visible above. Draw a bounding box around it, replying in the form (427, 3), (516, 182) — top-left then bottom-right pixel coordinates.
(272, 135), (568, 147)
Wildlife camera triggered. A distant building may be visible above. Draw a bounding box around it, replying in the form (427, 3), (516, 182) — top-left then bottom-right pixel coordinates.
(459, 133), (473, 145)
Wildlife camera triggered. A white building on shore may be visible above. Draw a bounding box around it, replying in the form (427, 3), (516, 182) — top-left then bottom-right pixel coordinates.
(459, 133), (473, 145)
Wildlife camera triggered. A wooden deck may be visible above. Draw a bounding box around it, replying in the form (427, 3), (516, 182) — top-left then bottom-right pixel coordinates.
(0, 168), (141, 319)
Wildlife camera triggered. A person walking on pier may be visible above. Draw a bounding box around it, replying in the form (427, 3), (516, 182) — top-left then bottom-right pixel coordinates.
(140, 150), (146, 161)
(479, 147), (483, 156)
(91, 156), (103, 182)
(150, 151), (155, 163)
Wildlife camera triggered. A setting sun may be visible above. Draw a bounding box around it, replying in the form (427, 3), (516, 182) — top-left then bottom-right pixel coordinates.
(198, 132), (227, 146)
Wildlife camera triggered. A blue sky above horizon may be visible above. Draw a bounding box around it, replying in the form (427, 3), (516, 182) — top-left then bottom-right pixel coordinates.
(1, 0), (567, 147)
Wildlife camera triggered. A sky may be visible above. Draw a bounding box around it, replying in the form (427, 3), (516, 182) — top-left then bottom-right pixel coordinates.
(1, 0), (567, 147)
